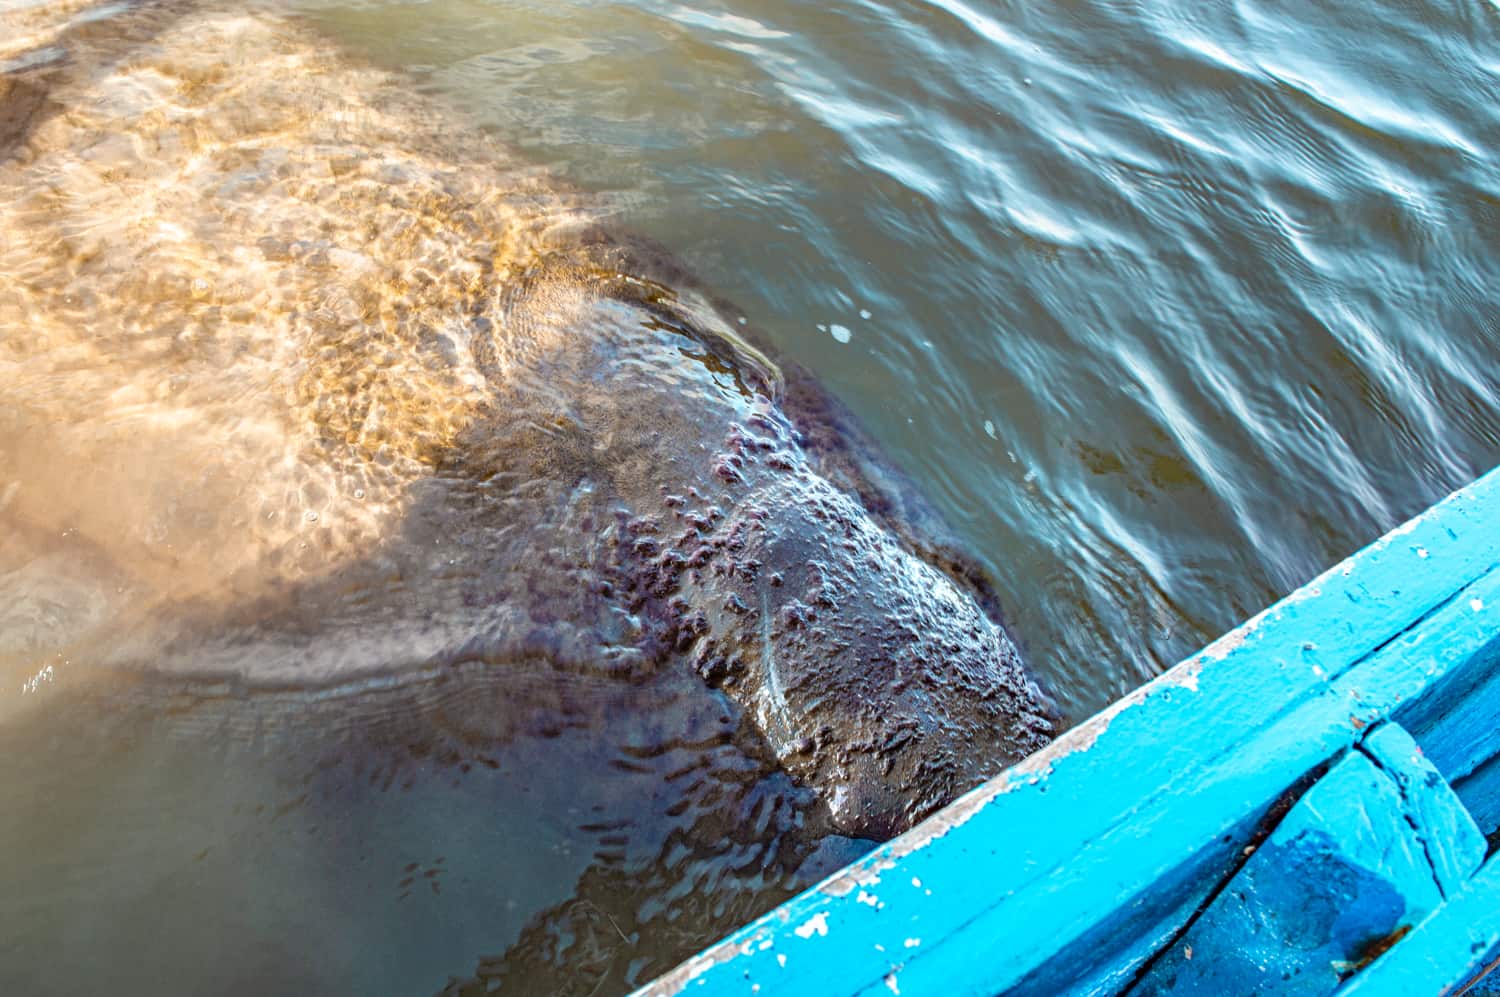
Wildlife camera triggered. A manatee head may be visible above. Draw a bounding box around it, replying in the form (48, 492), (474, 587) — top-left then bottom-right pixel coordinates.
(665, 462), (1056, 839)
(477, 246), (1060, 841)
(515, 271), (1060, 838)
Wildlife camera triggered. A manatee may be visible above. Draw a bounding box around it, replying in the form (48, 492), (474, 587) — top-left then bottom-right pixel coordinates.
(0, 0), (1055, 841)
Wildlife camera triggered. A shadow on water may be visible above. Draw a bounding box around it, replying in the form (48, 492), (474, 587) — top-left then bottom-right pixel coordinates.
(0, 674), (867, 995)
(0, 456), (873, 994)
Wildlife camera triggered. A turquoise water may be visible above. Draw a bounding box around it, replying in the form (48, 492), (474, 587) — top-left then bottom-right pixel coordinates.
(1, 0), (1497, 993)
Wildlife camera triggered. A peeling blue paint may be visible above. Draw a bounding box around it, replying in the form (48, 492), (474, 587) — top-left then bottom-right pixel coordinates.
(1359, 723), (1486, 898)
(1132, 731), (1481, 996)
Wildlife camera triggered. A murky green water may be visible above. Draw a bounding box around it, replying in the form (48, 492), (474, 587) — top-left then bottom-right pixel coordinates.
(2, 0), (1497, 993)
(296, 0), (1500, 712)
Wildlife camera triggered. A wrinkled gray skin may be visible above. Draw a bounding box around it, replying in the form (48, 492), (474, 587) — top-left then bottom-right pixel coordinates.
(0, 1), (1056, 840)
(478, 243), (1058, 838)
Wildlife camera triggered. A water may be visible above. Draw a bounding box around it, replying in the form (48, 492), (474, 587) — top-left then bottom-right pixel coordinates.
(297, 0), (1500, 711)
(2, 0), (1497, 992)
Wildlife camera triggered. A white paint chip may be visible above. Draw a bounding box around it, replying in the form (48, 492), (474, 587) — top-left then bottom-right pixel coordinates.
(829, 323), (852, 344)
(1417, 547), (1429, 558)
(856, 890), (880, 907)
(794, 912), (829, 939)
(885, 972), (901, 995)
(859, 308), (872, 319)
(983, 420), (996, 439)
(904, 938), (922, 948)
(776, 954), (787, 968)
(1472, 598), (1485, 612)
(911, 877), (922, 889)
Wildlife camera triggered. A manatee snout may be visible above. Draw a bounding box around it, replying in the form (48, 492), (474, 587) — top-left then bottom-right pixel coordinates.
(807, 611), (1057, 841)
(466, 253), (1056, 839)
(683, 470), (1057, 840)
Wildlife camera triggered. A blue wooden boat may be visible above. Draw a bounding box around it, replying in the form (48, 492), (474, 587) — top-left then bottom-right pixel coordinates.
(636, 467), (1500, 996)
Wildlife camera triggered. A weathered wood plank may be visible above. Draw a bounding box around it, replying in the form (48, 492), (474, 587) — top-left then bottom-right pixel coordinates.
(1395, 640), (1500, 784)
(1453, 756), (1500, 843)
(1131, 725), (1482, 996)
(640, 469), (1500, 997)
(1360, 723), (1486, 896)
(1393, 636), (1500, 837)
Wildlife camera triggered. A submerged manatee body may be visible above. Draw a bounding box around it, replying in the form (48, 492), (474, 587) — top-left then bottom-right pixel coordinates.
(0, 1), (1054, 838)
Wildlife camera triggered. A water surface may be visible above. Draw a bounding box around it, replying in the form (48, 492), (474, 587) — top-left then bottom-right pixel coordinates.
(303, 0), (1500, 713)
(1, 0), (1497, 992)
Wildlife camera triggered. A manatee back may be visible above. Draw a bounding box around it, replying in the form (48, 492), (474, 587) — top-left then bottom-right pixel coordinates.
(0, 3), (589, 698)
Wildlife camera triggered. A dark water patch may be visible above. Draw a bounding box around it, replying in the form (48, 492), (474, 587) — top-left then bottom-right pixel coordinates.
(0, 667), (867, 995)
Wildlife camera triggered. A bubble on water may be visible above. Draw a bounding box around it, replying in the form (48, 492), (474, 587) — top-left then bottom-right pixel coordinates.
(859, 309), (872, 319)
(983, 420), (996, 439)
(829, 324), (852, 344)
(737, 316), (747, 325)
(305, 510), (319, 523)
(353, 488), (365, 500)
(816, 323), (827, 332)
